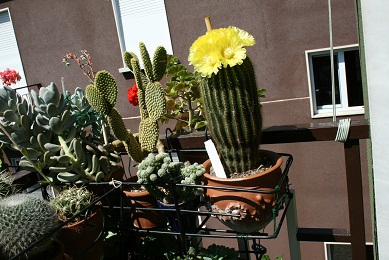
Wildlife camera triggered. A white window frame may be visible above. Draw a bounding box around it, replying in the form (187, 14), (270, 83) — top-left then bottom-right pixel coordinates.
(306, 44), (365, 118)
(111, 0), (173, 73)
(324, 242), (373, 260)
(0, 8), (27, 94)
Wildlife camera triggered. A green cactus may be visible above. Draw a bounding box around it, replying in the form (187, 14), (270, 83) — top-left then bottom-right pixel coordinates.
(200, 56), (262, 174)
(86, 43), (167, 163)
(51, 186), (94, 223)
(137, 153), (205, 204)
(189, 26), (261, 176)
(0, 193), (59, 259)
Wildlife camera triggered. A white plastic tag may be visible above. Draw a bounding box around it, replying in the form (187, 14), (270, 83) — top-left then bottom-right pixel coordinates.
(204, 139), (227, 178)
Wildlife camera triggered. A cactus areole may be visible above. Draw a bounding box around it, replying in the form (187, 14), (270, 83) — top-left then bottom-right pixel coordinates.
(189, 26), (262, 176)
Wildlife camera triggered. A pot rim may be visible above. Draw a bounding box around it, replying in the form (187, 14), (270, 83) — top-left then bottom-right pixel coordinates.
(203, 149), (283, 182)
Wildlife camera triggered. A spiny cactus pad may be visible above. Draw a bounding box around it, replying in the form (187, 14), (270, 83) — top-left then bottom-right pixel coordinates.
(152, 46), (167, 81)
(145, 82), (166, 121)
(94, 70), (118, 108)
(139, 118), (159, 153)
(85, 84), (112, 114)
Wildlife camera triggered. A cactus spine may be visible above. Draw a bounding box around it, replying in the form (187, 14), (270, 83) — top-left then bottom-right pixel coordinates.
(86, 43), (166, 163)
(200, 57), (262, 174)
(0, 194), (59, 258)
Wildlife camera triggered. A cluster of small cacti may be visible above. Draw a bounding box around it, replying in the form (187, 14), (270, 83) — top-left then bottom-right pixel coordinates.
(0, 194), (59, 258)
(51, 186), (94, 223)
(137, 153), (205, 204)
(0, 83), (122, 184)
(86, 43), (167, 163)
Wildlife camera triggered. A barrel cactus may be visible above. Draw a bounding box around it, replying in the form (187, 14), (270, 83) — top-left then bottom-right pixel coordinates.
(0, 193), (59, 258)
(86, 42), (166, 163)
(188, 26), (261, 175)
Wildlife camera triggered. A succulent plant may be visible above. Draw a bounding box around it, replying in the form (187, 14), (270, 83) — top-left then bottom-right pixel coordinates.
(189, 26), (262, 176)
(162, 54), (206, 133)
(51, 185), (95, 223)
(86, 43), (167, 163)
(0, 83), (122, 184)
(0, 193), (59, 258)
(137, 153), (205, 204)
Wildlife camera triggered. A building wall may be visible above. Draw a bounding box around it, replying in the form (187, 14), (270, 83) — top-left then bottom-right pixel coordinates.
(0, 0), (370, 259)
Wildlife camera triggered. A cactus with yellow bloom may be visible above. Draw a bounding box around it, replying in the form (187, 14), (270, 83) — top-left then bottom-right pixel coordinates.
(189, 25), (261, 175)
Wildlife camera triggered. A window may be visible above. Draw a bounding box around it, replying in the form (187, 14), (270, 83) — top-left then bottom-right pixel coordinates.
(0, 8), (27, 94)
(306, 45), (364, 118)
(324, 242), (374, 260)
(111, 0), (173, 73)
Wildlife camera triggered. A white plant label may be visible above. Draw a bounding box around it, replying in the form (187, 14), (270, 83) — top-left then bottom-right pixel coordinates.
(204, 139), (227, 178)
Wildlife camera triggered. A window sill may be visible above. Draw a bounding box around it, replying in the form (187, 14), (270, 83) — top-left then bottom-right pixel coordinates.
(118, 67), (131, 73)
(312, 107), (365, 119)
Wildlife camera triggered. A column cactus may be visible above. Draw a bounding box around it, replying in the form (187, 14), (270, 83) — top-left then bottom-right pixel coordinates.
(86, 43), (166, 163)
(188, 26), (261, 175)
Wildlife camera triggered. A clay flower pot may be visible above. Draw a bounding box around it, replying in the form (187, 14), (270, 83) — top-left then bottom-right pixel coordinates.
(58, 209), (104, 260)
(203, 150), (285, 233)
(123, 176), (167, 229)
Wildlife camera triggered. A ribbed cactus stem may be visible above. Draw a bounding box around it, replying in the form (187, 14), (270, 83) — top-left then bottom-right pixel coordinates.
(201, 57), (262, 174)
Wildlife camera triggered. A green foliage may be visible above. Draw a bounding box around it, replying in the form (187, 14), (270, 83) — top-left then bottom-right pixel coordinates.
(0, 83), (121, 185)
(0, 193), (59, 258)
(136, 152), (205, 204)
(162, 54), (206, 133)
(165, 244), (238, 260)
(51, 185), (94, 223)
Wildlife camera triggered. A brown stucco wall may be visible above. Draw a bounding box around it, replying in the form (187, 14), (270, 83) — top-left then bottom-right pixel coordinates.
(0, 0), (370, 259)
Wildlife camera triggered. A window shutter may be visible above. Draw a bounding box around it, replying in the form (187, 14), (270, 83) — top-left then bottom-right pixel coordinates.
(113, 0), (173, 70)
(0, 9), (27, 91)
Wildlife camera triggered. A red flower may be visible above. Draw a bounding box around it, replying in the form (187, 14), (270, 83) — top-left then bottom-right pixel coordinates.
(128, 83), (139, 106)
(0, 68), (21, 86)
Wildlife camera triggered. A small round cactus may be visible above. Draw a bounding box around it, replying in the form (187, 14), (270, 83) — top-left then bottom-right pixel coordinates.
(0, 194), (59, 258)
(51, 186), (94, 223)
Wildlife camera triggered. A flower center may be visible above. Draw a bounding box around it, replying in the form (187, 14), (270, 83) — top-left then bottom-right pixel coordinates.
(223, 47), (234, 59)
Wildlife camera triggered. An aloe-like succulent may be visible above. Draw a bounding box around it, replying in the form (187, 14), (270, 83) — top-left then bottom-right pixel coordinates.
(137, 153), (205, 204)
(0, 83), (122, 184)
(0, 193), (59, 259)
(86, 43), (167, 163)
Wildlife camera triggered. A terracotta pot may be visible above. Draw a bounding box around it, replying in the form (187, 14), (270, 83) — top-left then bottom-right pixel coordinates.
(123, 176), (167, 229)
(203, 150), (285, 233)
(58, 209), (104, 260)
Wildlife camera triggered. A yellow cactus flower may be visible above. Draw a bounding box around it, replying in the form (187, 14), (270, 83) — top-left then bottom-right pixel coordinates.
(188, 26), (255, 77)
